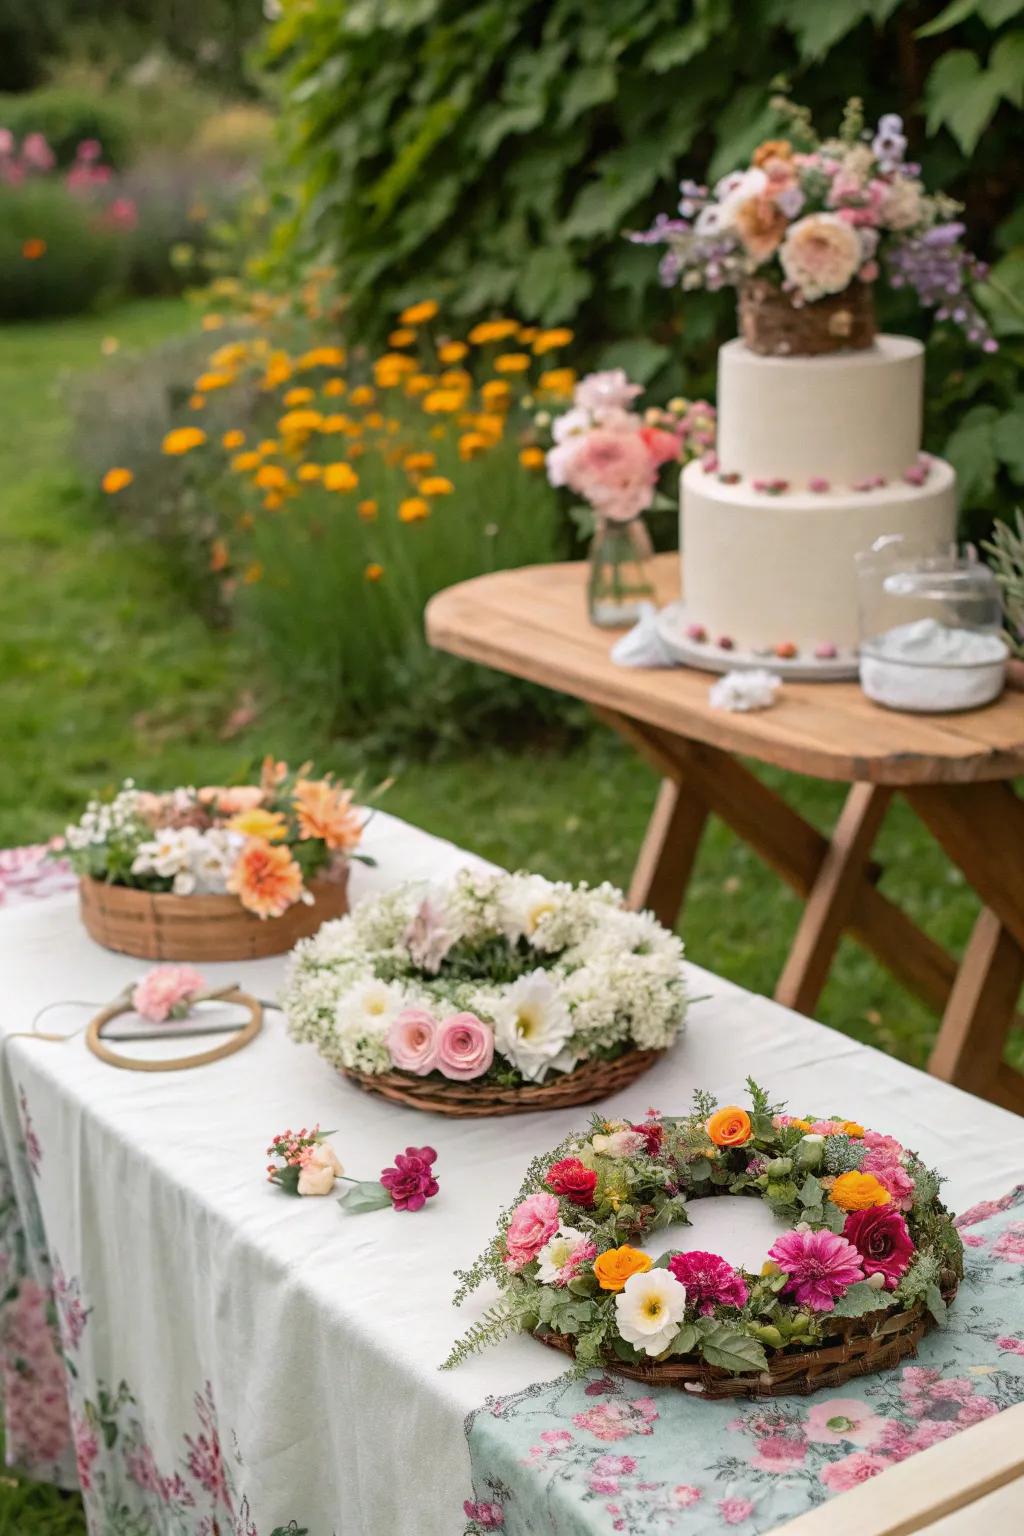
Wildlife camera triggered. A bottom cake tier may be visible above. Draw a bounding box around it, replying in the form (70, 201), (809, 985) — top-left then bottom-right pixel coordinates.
(679, 455), (956, 655)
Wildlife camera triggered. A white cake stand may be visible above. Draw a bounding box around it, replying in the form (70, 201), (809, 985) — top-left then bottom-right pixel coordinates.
(655, 601), (860, 682)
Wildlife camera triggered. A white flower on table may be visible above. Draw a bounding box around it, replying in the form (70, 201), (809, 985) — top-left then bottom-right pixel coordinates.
(709, 669), (781, 713)
(615, 1269), (688, 1356)
(493, 969), (575, 1082)
(297, 1141), (344, 1197)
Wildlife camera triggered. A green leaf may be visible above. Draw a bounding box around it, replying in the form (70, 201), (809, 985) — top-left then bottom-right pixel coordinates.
(595, 337), (671, 383)
(558, 62), (617, 128)
(688, 1157), (713, 1181)
(980, 0), (1024, 24)
(979, 251), (1024, 337)
(830, 1281), (892, 1318)
(944, 404), (1000, 503)
(666, 1322), (698, 1356)
(798, 1175), (824, 1207)
(994, 408), (1024, 482)
(926, 1283), (948, 1326)
(708, 89), (781, 181)
(991, 30), (1024, 106)
(786, 0), (871, 60)
(916, 0), (981, 37)
(924, 50), (1004, 153)
(516, 247), (592, 321)
(338, 1180), (392, 1214)
(698, 1323), (768, 1375)
(826, 1202), (849, 1234)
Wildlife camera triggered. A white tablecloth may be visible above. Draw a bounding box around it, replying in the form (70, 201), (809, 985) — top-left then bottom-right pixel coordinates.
(2, 810), (1024, 1536)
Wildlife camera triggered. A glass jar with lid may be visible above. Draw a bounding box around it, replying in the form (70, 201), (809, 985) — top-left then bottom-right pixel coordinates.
(856, 536), (1008, 713)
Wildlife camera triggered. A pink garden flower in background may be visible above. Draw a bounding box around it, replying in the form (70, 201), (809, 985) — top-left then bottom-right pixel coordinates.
(667, 1250), (749, 1314)
(132, 964), (206, 1022)
(767, 1228), (864, 1310)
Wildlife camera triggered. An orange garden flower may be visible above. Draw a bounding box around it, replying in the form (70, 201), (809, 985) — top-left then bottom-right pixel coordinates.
(263, 492), (284, 511)
(439, 368), (472, 391)
(255, 464), (287, 490)
(481, 379), (511, 405)
(162, 427), (207, 456)
(538, 368), (576, 397)
(319, 414), (349, 434)
(298, 346), (345, 370)
(294, 779), (363, 850)
(278, 409), (323, 437)
(231, 451), (261, 472)
(518, 447), (545, 470)
(258, 439), (280, 456)
(194, 371), (233, 393)
(227, 838), (304, 919)
(297, 463), (323, 482)
(388, 328), (416, 346)
(228, 807), (288, 842)
(323, 462), (358, 492)
(349, 385), (375, 407)
(405, 374), (435, 396)
(459, 432), (489, 460)
(365, 562), (384, 582)
(519, 326), (538, 343)
(593, 1246), (653, 1293)
(22, 237), (47, 260)
(324, 378), (346, 397)
(375, 353), (418, 377)
(201, 314), (225, 331)
(829, 1172), (892, 1211)
(417, 476), (454, 495)
(400, 299), (439, 325)
(244, 562), (263, 585)
(209, 538), (230, 572)
(438, 341), (468, 363)
(357, 499), (378, 521)
(423, 389), (466, 414)
(283, 386), (315, 407)
(102, 467), (134, 493)
(706, 1107), (752, 1147)
(468, 319), (518, 344)
(189, 395), (206, 410)
(403, 451), (436, 472)
(399, 496), (430, 523)
(532, 327), (574, 354)
(493, 352), (531, 373)
(474, 413), (505, 441)
(222, 430), (246, 450)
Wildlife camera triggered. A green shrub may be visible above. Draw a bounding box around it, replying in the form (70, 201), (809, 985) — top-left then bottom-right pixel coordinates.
(118, 154), (259, 296)
(266, 0), (1024, 537)
(0, 87), (134, 168)
(0, 181), (123, 319)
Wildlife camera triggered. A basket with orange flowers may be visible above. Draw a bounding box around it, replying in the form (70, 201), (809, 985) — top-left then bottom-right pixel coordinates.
(64, 759), (371, 962)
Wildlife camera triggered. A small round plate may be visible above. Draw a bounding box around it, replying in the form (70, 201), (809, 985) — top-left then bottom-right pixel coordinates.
(656, 602), (860, 682)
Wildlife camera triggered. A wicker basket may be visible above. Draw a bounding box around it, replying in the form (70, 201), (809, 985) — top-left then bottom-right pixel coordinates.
(738, 277), (876, 356)
(539, 1270), (959, 1399)
(79, 870), (349, 962)
(340, 1047), (663, 1118)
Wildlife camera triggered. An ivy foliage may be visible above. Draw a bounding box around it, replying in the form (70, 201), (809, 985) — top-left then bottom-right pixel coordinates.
(266, 0), (1024, 535)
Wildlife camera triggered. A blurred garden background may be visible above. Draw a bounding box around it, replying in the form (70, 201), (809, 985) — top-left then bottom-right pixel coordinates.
(1, 2), (1023, 1521)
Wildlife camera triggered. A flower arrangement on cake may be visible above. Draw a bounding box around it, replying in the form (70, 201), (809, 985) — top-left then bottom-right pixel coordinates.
(64, 759), (369, 961)
(632, 97), (994, 356)
(283, 868), (687, 1115)
(444, 1081), (962, 1397)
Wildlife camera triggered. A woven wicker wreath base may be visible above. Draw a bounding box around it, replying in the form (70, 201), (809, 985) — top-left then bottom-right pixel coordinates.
(340, 1048), (663, 1118)
(538, 1271), (959, 1399)
(79, 870), (349, 962)
(738, 277), (876, 356)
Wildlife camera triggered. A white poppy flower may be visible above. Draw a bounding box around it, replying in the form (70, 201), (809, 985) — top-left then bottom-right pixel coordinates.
(493, 969), (574, 1082)
(615, 1269), (688, 1356)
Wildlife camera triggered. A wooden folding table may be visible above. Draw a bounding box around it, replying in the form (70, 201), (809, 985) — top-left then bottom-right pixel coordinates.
(426, 555), (1024, 1115)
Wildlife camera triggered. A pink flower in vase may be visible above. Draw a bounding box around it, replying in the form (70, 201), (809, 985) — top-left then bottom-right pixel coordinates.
(562, 428), (658, 523)
(435, 1012), (494, 1080)
(767, 1229), (864, 1310)
(387, 1008), (440, 1075)
(639, 425), (682, 466)
(131, 964), (206, 1022)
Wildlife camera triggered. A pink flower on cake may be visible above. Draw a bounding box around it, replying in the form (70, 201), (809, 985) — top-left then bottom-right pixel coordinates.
(131, 964), (206, 1022)
(504, 1192), (561, 1270)
(767, 1228), (864, 1310)
(820, 1451), (891, 1492)
(805, 1398), (884, 1447)
(666, 1250), (749, 1314)
(387, 1009), (440, 1075)
(436, 1012), (494, 1080)
(779, 212), (862, 300)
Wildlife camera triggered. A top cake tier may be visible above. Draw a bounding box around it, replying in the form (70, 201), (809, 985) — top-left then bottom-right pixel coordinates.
(717, 334), (924, 486)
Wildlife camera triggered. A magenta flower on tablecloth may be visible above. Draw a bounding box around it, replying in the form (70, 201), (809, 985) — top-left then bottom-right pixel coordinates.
(379, 1145), (439, 1212)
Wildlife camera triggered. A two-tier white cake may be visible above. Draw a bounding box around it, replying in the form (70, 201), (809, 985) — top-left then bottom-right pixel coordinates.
(679, 335), (957, 659)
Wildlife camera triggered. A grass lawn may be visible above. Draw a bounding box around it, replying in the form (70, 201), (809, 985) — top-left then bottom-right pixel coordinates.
(0, 297), (1016, 1528)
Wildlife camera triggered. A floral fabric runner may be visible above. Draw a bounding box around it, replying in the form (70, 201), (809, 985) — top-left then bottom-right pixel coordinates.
(462, 1187), (1024, 1535)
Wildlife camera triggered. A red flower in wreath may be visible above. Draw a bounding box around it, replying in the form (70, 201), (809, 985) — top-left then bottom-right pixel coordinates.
(546, 1157), (598, 1206)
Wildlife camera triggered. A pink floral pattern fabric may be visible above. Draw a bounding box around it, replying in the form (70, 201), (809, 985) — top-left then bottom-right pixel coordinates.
(462, 1186), (1024, 1535)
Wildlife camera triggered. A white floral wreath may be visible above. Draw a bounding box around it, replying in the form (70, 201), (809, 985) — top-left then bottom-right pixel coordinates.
(283, 869), (687, 1085)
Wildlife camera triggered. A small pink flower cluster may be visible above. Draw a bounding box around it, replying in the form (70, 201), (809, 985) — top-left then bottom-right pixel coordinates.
(388, 1008), (494, 1080)
(131, 963), (206, 1022)
(0, 131), (137, 229)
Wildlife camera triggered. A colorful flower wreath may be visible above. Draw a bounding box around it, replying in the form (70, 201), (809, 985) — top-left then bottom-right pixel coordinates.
(284, 869), (687, 1086)
(444, 1082), (963, 1381)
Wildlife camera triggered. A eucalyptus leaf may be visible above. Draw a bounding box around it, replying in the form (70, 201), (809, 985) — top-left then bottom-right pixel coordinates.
(337, 1181), (393, 1214)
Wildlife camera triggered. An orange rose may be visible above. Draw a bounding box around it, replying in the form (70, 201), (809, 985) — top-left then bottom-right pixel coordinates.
(706, 1108), (752, 1148)
(593, 1246), (652, 1293)
(829, 1172), (891, 1212)
(842, 1122), (866, 1138)
(752, 138), (792, 167)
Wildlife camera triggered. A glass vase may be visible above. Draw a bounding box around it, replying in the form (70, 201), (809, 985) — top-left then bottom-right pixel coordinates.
(587, 517), (655, 627)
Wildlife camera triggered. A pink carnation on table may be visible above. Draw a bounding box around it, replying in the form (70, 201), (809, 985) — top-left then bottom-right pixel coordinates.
(504, 1192), (560, 1270)
(131, 964), (206, 1023)
(768, 1228), (864, 1311)
(379, 1146), (439, 1211)
(561, 427), (659, 523)
(435, 1011), (494, 1080)
(387, 1008), (440, 1075)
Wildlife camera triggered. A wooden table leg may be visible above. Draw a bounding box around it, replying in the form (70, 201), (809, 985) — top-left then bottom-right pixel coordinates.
(774, 785), (892, 1017)
(928, 908), (1024, 1114)
(627, 778), (709, 929)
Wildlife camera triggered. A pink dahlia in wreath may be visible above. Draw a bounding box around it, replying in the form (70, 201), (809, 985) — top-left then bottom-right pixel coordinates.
(667, 1250), (749, 1314)
(379, 1146), (439, 1212)
(768, 1229), (864, 1311)
(843, 1205), (914, 1288)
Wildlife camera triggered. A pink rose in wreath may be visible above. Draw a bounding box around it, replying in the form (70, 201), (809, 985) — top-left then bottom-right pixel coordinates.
(131, 964), (206, 1023)
(843, 1205), (914, 1288)
(387, 1009), (440, 1075)
(436, 1012), (494, 1081)
(504, 1192), (560, 1270)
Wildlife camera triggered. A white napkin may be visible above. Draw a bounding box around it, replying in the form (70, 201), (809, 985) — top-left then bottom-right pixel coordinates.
(610, 603), (677, 667)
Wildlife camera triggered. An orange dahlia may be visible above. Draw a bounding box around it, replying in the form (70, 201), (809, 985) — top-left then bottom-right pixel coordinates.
(228, 838), (304, 918)
(293, 779), (363, 851)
